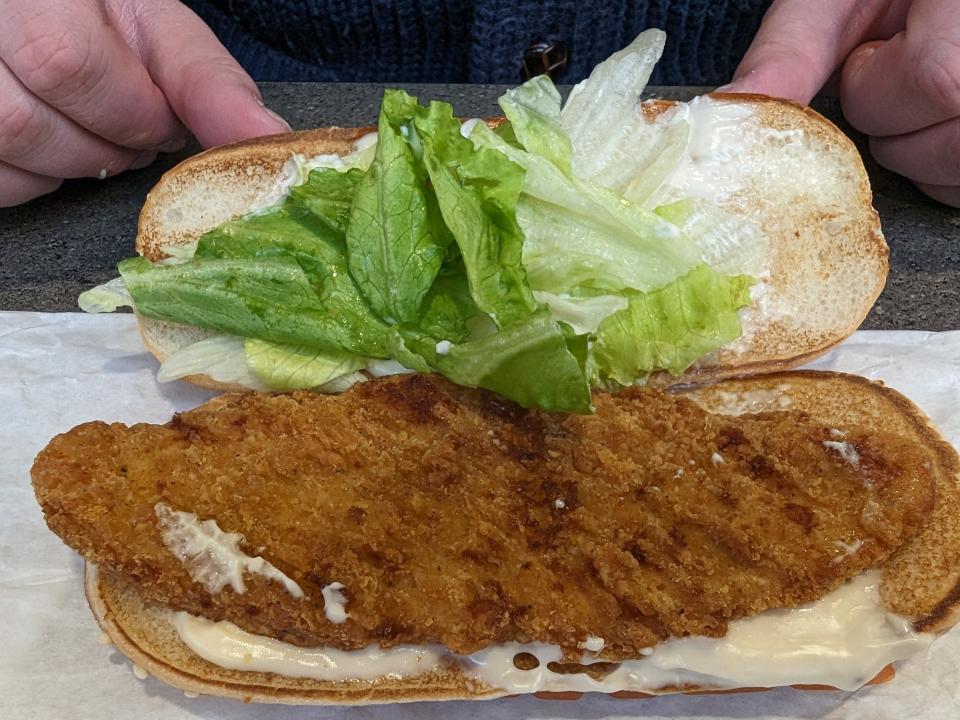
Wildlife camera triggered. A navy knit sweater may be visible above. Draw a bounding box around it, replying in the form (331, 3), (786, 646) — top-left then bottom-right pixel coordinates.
(183, 1), (773, 85)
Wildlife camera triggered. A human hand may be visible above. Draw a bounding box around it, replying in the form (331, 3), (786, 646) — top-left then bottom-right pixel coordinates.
(0, 0), (290, 207)
(728, 0), (960, 207)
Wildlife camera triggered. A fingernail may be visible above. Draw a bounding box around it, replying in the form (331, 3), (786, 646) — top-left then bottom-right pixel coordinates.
(846, 43), (882, 85)
(714, 83), (734, 93)
(157, 137), (187, 153)
(265, 106), (293, 132)
(850, 46), (877, 71)
(131, 151), (158, 170)
(256, 98), (292, 132)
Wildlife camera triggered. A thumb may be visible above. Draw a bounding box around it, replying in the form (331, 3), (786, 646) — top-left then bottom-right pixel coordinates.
(727, 0), (877, 104)
(138, 1), (291, 148)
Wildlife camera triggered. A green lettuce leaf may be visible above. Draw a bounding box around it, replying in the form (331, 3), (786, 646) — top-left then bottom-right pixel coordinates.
(287, 167), (364, 236)
(560, 29), (666, 187)
(418, 311), (592, 413)
(416, 271), (479, 342)
(654, 198), (769, 278)
(498, 75), (572, 173)
(592, 263), (754, 384)
(193, 169), (392, 357)
(470, 120), (700, 293)
(78, 276), (133, 313)
(413, 99), (538, 328)
(197, 200), (347, 286)
(156, 334), (269, 390)
(119, 255), (390, 358)
(532, 290), (628, 334)
(345, 89), (446, 324)
(245, 338), (366, 390)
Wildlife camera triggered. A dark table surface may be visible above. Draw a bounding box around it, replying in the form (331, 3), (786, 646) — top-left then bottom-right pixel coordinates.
(1, 83), (957, 329)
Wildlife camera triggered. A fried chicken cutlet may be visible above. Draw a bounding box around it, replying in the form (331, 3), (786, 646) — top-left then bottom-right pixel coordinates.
(32, 374), (935, 661)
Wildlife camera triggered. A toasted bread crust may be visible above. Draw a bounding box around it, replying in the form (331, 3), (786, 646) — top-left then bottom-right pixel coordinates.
(137, 126), (372, 262)
(675, 94), (887, 384)
(82, 371), (957, 705)
(86, 564), (894, 705)
(682, 370), (960, 633)
(132, 95), (886, 393)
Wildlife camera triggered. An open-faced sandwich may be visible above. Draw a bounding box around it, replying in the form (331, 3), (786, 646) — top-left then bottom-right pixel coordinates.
(30, 30), (958, 707)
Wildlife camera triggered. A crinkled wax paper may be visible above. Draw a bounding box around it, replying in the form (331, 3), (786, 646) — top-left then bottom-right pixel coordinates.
(2, 312), (958, 719)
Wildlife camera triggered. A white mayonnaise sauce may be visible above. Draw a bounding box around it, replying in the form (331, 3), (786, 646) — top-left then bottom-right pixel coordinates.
(155, 503), (303, 599)
(824, 440), (861, 467)
(173, 613), (442, 681)
(466, 571), (932, 693)
(651, 97), (756, 205)
(366, 359), (416, 377)
(173, 571), (931, 693)
(833, 539), (864, 563)
(710, 386), (793, 415)
(579, 636), (605, 653)
(249, 131), (380, 211)
(322, 582), (350, 624)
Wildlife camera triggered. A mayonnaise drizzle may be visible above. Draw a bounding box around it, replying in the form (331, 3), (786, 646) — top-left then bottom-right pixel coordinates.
(173, 571), (932, 693)
(711, 386), (793, 415)
(322, 582), (350, 624)
(824, 440), (861, 466)
(155, 503), (303, 599)
(173, 613), (442, 681)
(651, 97), (756, 205)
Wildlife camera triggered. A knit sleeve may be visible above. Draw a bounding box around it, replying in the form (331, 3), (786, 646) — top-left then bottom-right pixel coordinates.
(182, 0), (772, 85)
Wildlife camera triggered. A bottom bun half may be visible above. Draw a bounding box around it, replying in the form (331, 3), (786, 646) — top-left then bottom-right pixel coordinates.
(86, 564), (894, 705)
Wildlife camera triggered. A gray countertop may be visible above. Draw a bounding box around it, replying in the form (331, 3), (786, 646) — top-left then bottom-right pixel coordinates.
(1, 83), (957, 329)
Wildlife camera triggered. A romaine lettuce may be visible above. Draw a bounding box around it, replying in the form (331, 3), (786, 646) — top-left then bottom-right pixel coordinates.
(244, 338), (366, 391)
(592, 264), (754, 385)
(86, 32), (766, 415)
(156, 335), (269, 390)
(418, 311), (592, 413)
(119, 255), (390, 358)
(346, 90), (446, 324)
(413, 98), (538, 328)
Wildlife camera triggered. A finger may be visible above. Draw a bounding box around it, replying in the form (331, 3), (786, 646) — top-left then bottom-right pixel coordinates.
(0, 160), (61, 207)
(914, 182), (960, 208)
(842, 1), (960, 136)
(0, 60), (150, 179)
(0, 0), (183, 150)
(138, 1), (291, 148)
(728, 0), (904, 104)
(869, 116), (960, 186)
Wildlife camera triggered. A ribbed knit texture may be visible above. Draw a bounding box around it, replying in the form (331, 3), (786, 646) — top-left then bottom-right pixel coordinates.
(184, 0), (772, 84)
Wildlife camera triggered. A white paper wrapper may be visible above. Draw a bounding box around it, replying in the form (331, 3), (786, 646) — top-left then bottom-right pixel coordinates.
(2, 311), (959, 719)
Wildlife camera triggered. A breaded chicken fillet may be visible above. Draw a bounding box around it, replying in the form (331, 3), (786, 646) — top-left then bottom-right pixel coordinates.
(32, 375), (935, 660)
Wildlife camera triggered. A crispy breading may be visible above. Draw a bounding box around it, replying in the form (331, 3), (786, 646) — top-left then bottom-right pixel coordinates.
(32, 375), (935, 660)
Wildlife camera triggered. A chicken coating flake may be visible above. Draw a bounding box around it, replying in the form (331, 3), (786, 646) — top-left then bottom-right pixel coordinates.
(32, 374), (935, 660)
